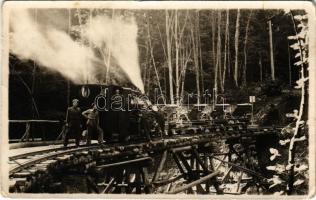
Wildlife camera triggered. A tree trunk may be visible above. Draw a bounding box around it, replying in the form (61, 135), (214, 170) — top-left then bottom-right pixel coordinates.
(175, 10), (180, 105)
(242, 11), (252, 86)
(259, 55), (263, 82)
(268, 20), (275, 81)
(234, 9), (240, 87)
(180, 37), (192, 102)
(222, 9), (229, 91)
(166, 10), (174, 104)
(197, 12), (204, 93)
(211, 11), (216, 88)
(191, 13), (200, 104)
(147, 17), (166, 104)
(215, 11), (222, 92)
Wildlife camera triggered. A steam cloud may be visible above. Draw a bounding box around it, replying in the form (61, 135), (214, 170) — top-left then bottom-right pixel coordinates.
(85, 15), (144, 93)
(10, 9), (98, 84)
(9, 9), (144, 92)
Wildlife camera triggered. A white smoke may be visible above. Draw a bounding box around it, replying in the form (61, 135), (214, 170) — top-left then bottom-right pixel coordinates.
(85, 15), (144, 93)
(10, 9), (98, 84)
(9, 9), (145, 93)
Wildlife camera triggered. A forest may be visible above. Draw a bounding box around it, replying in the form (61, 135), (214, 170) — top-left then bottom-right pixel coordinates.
(9, 8), (307, 110)
(8, 7), (309, 195)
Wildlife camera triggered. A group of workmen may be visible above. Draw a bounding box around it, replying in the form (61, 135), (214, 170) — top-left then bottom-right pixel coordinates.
(63, 98), (103, 147)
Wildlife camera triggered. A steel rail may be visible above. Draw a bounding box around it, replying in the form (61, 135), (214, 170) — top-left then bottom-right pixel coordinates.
(9, 145), (93, 161)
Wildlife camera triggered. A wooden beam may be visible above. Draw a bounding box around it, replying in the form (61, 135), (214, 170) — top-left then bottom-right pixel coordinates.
(221, 166), (233, 183)
(192, 150), (222, 194)
(236, 172), (244, 193)
(177, 153), (193, 175)
(102, 177), (115, 193)
(171, 146), (192, 153)
(192, 149), (208, 171)
(210, 156), (266, 180)
(152, 174), (184, 187)
(151, 150), (167, 183)
(172, 153), (186, 176)
(96, 157), (152, 169)
(168, 171), (220, 194)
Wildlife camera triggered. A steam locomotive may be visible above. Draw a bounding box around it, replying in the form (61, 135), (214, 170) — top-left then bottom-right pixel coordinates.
(72, 84), (164, 143)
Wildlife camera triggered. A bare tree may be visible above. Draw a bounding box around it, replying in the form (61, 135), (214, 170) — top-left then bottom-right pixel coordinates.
(242, 11), (252, 86)
(234, 9), (240, 87)
(222, 9), (229, 91)
(166, 10), (174, 104)
(147, 17), (166, 104)
(268, 19), (275, 81)
(175, 10), (180, 104)
(191, 12), (201, 104)
(211, 11), (216, 88)
(215, 11), (222, 91)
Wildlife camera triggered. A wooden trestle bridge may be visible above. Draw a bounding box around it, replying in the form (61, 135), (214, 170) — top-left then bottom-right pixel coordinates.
(9, 123), (281, 194)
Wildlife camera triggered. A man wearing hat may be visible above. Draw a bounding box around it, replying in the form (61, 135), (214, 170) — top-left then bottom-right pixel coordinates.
(64, 99), (82, 147)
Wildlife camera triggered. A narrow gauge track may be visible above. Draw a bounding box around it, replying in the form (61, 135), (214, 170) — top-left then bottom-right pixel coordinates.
(9, 125), (281, 193)
(9, 125), (281, 176)
(10, 145), (96, 161)
(9, 145), (100, 176)
(8, 132), (200, 177)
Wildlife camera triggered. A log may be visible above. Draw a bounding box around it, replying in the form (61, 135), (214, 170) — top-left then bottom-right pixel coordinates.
(153, 174), (184, 186)
(171, 146), (192, 153)
(167, 171), (220, 194)
(210, 156), (266, 180)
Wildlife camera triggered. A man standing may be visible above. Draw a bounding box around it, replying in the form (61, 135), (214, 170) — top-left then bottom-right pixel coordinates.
(82, 103), (103, 145)
(64, 99), (82, 147)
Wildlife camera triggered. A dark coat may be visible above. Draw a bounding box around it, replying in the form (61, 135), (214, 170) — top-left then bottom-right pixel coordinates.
(66, 106), (82, 126)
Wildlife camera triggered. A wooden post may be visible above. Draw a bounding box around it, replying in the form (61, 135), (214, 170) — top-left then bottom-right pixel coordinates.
(135, 168), (142, 194)
(177, 153), (193, 176)
(124, 168), (132, 194)
(141, 167), (151, 194)
(268, 20), (275, 81)
(236, 171), (244, 193)
(151, 150), (168, 183)
(190, 157), (195, 170)
(204, 156), (210, 193)
(20, 122), (31, 142)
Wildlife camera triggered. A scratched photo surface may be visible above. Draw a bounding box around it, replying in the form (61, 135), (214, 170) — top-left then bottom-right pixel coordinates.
(2, 1), (315, 198)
